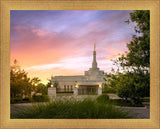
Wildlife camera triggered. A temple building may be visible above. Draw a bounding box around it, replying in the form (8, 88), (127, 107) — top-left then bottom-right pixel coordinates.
(51, 44), (106, 95)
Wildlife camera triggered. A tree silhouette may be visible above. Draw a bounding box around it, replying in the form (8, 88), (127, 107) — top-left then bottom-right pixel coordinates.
(105, 10), (150, 104)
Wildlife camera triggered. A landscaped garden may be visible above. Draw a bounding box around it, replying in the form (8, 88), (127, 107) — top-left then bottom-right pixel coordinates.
(11, 94), (150, 119)
(11, 95), (130, 119)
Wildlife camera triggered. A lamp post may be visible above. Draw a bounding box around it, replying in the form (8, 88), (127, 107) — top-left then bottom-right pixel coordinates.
(98, 83), (102, 95)
(99, 84), (102, 88)
(35, 83), (38, 87)
(74, 83), (78, 96)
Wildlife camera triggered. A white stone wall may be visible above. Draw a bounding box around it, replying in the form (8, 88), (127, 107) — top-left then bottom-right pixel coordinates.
(48, 87), (56, 100)
(51, 46), (106, 93)
(51, 76), (85, 89)
(51, 73), (106, 90)
(98, 87), (102, 95)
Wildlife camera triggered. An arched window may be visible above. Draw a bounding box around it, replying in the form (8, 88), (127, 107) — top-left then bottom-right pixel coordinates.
(67, 85), (69, 90)
(71, 85), (73, 90)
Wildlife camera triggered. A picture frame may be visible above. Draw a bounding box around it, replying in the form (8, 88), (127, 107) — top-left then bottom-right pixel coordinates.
(0, 0), (159, 128)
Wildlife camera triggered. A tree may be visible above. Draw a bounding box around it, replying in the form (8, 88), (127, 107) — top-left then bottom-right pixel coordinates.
(10, 59), (32, 102)
(46, 79), (51, 88)
(36, 83), (48, 95)
(108, 71), (149, 103)
(117, 10), (150, 70)
(31, 77), (41, 86)
(106, 10), (150, 104)
(10, 59), (45, 103)
(46, 79), (58, 88)
(103, 71), (116, 93)
(53, 81), (59, 88)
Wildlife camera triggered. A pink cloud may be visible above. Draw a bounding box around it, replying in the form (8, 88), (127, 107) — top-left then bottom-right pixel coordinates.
(10, 11), (134, 84)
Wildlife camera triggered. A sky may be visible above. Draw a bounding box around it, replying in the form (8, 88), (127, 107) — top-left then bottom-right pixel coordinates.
(10, 10), (136, 84)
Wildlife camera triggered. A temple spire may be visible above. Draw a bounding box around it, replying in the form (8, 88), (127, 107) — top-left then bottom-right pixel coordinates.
(92, 43), (97, 69)
(94, 43), (96, 51)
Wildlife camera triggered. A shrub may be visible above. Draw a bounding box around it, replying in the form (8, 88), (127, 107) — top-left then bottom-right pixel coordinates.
(103, 87), (116, 93)
(23, 97), (30, 101)
(141, 98), (150, 102)
(22, 97), (31, 102)
(11, 97), (22, 103)
(96, 94), (109, 104)
(109, 99), (144, 107)
(31, 95), (50, 102)
(11, 97), (32, 104)
(11, 97), (129, 119)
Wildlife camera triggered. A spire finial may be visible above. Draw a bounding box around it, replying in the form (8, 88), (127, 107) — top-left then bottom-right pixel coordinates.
(94, 43), (96, 51)
(92, 43), (97, 69)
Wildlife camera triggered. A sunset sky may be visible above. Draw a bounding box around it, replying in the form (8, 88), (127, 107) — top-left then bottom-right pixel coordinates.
(10, 10), (136, 84)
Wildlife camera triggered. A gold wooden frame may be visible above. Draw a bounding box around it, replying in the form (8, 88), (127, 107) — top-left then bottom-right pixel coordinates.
(0, 0), (159, 128)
